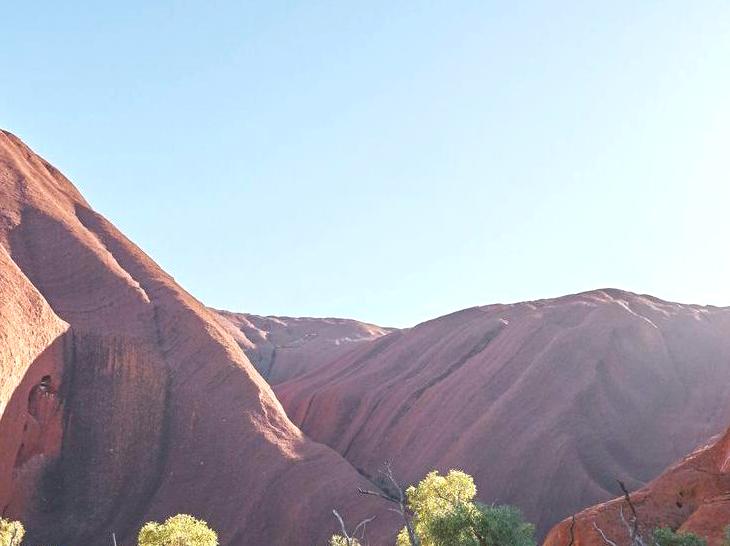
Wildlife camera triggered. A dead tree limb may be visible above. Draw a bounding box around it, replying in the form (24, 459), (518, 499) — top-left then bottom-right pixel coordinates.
(618, 480), (647, 546)
(353, 515), (377, 541)
(592, 480), (647, 546)
(332, 509), (376, 546)
(593, 522), (619, 546)
(618, 481), (641, 540)
(359, 462), (420, 546)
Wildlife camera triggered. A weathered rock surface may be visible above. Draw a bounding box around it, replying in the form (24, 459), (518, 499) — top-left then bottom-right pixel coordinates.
(0, 243), (69, 520)
(544, 426), (730, 546)
(0, 130), (393, 546)
(276, 290), (730, 537)
(214, 310), (393, 383)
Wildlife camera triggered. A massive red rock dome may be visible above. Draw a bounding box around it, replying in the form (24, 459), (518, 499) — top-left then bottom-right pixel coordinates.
(4, 128), (729, 546)
(275, 290), (730, 537)
(0, 130), (393, 546)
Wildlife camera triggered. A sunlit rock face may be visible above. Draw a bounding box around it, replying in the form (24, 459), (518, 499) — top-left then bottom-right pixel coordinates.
(276, 289), (730, 537)
(544, 426), (730, 546)
(0, 130), (393, 546)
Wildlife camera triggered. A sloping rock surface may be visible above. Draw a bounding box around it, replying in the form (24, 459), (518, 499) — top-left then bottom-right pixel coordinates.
(214, 310), (393, 383)
(276, 290), (730, 537)
(0, 130), (392, 546)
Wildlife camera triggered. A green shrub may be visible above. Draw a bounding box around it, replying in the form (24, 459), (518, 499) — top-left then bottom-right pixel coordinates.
(138, 514), (218, 546)
(395, 469), (536, 546)
(653, 527), (707, 546)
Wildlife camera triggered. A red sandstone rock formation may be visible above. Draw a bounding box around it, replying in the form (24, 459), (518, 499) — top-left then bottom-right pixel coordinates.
(544, 426), (730, 546)
(275, 290), (730, 537)
(0, 130), (393, 546)
(214, 310), (393, 383)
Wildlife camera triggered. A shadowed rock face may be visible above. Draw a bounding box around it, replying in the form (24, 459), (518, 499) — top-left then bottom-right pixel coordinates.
(0, 130), (394, 546)
(544, 426), (730, 546)
(214, 310), (393, 383)
(275, 290), (730, 537)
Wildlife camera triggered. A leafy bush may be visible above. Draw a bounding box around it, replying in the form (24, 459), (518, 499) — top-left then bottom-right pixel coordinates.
(0, 518), (24, 546)
(395, 469), (535, 546)
(468, 504), (536, 546)
(653, 527), (707, 546)
(138, 514), (218, 546)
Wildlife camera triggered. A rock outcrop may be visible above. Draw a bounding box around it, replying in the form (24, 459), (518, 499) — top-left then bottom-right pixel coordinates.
(214, 310), (393, 383)
(275, 290), (730, 537)
(0, 130), (393, 546)
(544, 426), (730, 546)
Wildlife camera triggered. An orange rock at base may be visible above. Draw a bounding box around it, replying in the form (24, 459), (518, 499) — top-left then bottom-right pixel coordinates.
(544, 427), (730, 546)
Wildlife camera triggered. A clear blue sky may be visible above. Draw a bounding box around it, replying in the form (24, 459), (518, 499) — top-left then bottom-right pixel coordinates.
(2, 2), (729, 327)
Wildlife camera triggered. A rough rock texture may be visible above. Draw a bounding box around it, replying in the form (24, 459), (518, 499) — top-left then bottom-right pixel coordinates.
(544, 426), (730, 546)
(0, 244), (69, 520)
(276, 290), (730, 537)
(214, 310), (393, 383)
(0, 130), (394, 546)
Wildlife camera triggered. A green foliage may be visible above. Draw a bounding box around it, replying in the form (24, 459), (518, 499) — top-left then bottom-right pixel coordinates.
(396, 527), (411, 546)
(724, 524), (730, 546)
(396, 470), (536, 546)
(652, 527), (707, 546)
(469, 504), (536, 546)
(0, 519), (24, 546)
(330, 534), (362, 546)
(138, 514), (218, 546)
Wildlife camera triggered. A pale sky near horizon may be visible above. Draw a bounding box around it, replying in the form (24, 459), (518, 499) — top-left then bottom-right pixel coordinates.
(2, 2), (729, 327)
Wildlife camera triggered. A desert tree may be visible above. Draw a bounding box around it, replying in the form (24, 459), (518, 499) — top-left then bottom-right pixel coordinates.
(392, 469), (535, 546)
(138, 514), (218, 546)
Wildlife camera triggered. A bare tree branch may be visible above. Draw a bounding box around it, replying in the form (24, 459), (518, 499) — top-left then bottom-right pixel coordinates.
(591, 480), (647, 546)
(358, 462), (420, 546)
(353, 516), (377, 539)
(333, 509), (350, 540)
(593, 522), (619, 546)
(358, 487), (399, 503)
(384, 461), (404, 504)
(332, 509), (376, 546)
(618, 481), (641, 539)
(617, 480), (647, 546)
(618, 506), (633, 540)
